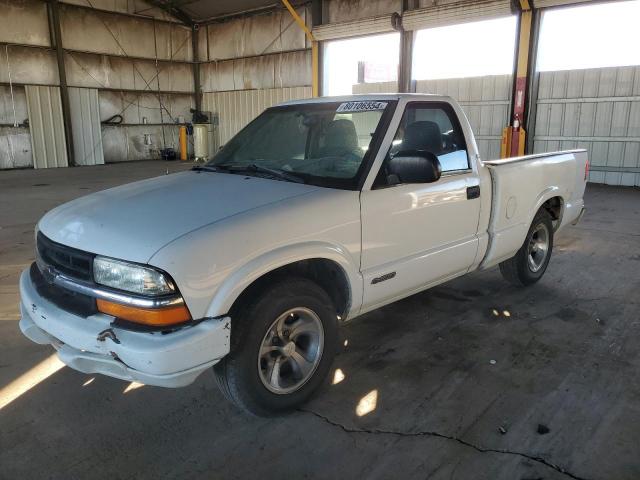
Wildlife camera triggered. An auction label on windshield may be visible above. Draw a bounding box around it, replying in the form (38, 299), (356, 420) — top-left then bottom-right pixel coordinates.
(336, 101), (388, 113)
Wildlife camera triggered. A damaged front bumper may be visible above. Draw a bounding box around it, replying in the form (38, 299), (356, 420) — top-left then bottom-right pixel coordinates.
(19, 269), (230, 388)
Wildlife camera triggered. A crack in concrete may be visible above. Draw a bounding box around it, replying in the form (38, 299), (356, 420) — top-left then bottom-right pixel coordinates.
(300, 409), (590, 480)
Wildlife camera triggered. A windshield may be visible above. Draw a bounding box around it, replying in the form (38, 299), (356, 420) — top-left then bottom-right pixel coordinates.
(208, 100), (393, 189)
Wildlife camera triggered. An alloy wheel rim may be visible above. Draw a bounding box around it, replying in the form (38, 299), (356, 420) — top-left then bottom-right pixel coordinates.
(258, 307), (324, 395)
(527, 223), (550, 273)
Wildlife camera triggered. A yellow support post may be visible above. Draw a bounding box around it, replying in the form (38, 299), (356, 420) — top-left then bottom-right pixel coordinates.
(179, 126), (188, 161)
(503, 0), (533, 158)
(500, 126), (511, 159)
(281, 0), (319, 97)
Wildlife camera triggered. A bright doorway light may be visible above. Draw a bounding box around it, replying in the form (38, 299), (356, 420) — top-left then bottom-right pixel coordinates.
(537, 1), (640, 71)
(412, 16), (517, 80)
(323, 33), (400, 96)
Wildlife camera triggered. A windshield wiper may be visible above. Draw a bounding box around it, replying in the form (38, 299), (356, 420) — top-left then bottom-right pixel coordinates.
(191, 165), (221, 173)
(194, 163), (305, 184)
(225, 164), (306, 184)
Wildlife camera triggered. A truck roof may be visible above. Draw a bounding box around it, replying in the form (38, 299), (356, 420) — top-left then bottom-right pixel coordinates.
(276, 93), (453, 106)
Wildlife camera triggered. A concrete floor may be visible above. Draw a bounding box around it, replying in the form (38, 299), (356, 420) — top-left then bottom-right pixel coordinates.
(1, 161), (639, 480)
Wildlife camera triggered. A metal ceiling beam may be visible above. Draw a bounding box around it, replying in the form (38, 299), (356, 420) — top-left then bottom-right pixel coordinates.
(143, 0), (194, 25)
(199, 3), (278, 24)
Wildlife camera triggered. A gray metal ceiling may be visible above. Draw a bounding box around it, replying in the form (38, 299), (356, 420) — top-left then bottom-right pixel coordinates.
(183, 0), (279, 21)
(149, 0), (285, 24)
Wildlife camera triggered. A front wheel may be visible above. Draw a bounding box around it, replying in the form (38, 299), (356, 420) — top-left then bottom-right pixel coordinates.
(213, 278), (339, 416)
(499, 209), (554, 286)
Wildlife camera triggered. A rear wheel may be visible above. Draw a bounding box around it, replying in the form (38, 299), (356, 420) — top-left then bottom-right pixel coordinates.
(499, 209), (554, 286)
(213, 278), (338, 416)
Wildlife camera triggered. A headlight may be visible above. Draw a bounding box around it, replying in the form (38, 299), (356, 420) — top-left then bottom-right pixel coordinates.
(93, 257), (176, 296)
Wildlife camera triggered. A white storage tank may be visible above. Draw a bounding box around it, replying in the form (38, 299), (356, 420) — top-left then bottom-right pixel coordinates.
(193, 124), (209, 162)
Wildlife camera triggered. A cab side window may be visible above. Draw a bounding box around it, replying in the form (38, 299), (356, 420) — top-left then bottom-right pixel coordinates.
(375, 103), (469, 187)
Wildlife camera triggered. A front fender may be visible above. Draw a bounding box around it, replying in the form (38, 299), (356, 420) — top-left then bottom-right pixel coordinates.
(204, 241), (363, 320)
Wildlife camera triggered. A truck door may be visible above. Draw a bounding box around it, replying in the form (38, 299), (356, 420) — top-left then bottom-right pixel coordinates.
(360, 101), (481, 310)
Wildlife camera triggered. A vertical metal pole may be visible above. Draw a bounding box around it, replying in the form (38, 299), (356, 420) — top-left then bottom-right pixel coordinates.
(507, 0), (535, 157)
(152, 20), (166, 149)
(311, 41), (319, 97)
(281, 0), (319, 97)
(525, 9), (541, 154)
(397, 0), (418, 93)
(311, 0), (322, 27)
(398, 30), (414, 93)
(311, 0), (323, 96)
(48, 0), (75, 166)
(192, 24), (202, 113)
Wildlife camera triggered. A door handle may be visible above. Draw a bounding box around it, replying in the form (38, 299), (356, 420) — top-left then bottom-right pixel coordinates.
(467, 186), (480, 199)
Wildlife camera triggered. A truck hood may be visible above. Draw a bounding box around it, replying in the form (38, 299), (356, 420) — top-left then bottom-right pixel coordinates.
(38, 171), (320, 263)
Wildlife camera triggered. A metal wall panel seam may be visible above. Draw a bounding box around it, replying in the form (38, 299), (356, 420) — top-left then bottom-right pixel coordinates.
(537, 95), (640, 104)
(535, 135), (640, 142)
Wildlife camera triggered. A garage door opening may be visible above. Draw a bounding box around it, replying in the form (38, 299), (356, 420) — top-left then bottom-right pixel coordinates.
(322, 32), (400, 96)
(410, 16), (517, 160)
(537, 0), (640, 72)
(533, 0), (640, 186)
(412, 16), (517, 80)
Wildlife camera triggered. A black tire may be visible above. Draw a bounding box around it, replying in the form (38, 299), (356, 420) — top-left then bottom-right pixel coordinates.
(213, 277), (339, 416)
(499, 209), (554, 287)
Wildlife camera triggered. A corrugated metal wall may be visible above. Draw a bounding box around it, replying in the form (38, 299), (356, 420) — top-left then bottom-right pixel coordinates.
(352, 81), (398, 94)
(197, 6), (311, 91)
(202, 87), (312, 151)
(25, 85), (68, 169)
(197, 6), (313, 157)
(353, 74), (512, 160)
(0, 0), (194, 168)
(98, 90), (193, 162)
(69, 87), (104, 166)
(533, 66), (640, 186)
(1, 86), (33, 169)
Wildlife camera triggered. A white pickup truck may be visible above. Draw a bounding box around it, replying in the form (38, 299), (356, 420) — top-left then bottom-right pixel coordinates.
(20, 94), (587, 415)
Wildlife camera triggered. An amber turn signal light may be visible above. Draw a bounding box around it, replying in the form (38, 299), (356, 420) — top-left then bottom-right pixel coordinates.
(96, 299), (191, 327)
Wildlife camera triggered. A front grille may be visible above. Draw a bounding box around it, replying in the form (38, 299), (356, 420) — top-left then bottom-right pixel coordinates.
(30, 263), (97, 317)
(36, 232), (93, 281)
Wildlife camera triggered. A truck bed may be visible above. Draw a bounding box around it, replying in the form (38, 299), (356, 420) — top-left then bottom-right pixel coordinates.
(479, 149), (588, 269)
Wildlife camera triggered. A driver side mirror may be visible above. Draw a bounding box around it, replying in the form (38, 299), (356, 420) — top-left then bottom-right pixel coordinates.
(386, 150), (442, 185)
